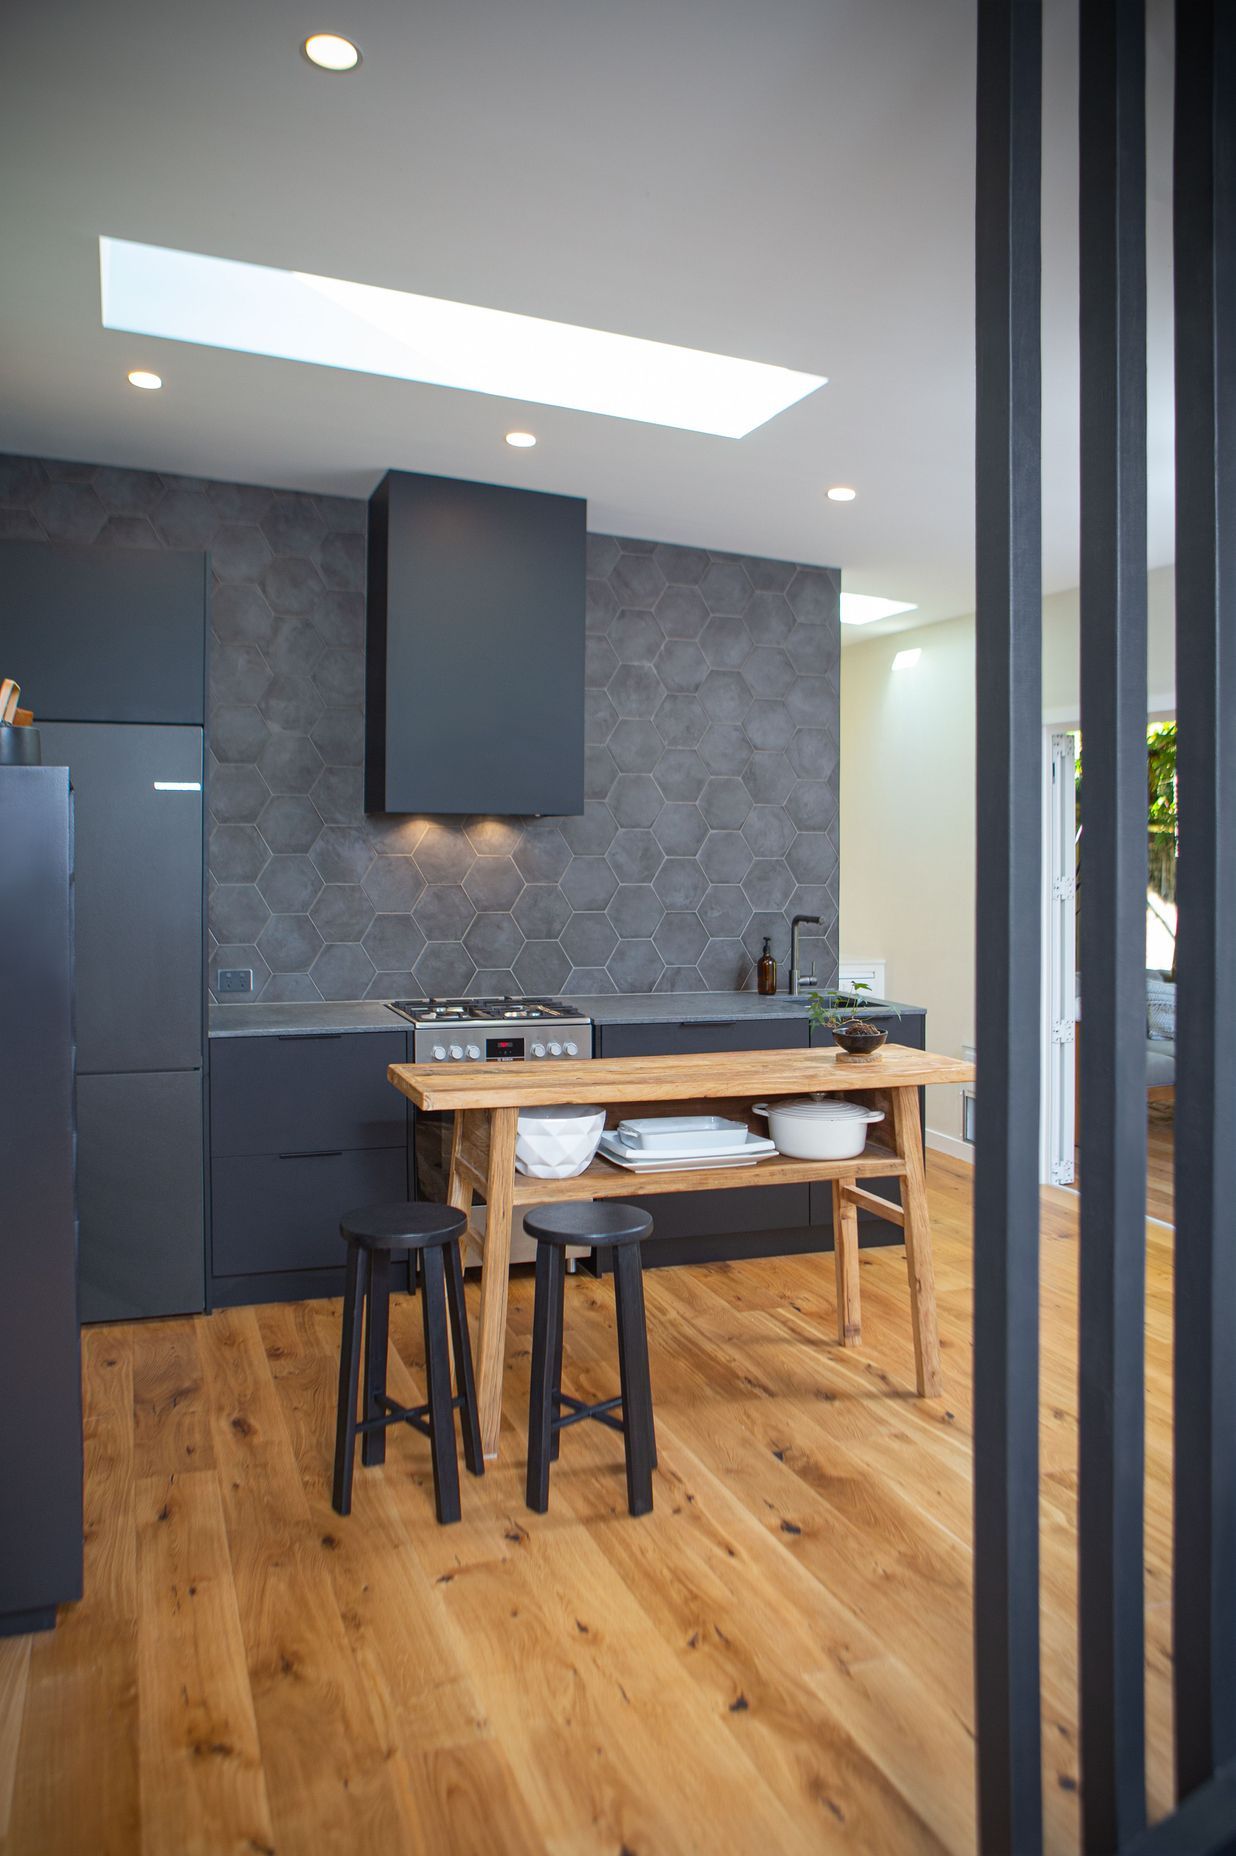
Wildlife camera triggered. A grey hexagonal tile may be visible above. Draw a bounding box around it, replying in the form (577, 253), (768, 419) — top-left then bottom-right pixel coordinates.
(211, 642), (272, 708)
(607, 663), (661, 719)
(699, 831), (755, 884)
(101, 514), (158, 549)
(586, 534), (621, 578)
(561, 857), (619, 912)
(585, 689), (618, 746)
(463, 913), (525, 969)
(786, 781), (832, 831)
(697, 937), (752, 991)
(655, 638), (708, 692)
(311, 825), (374, 886)
(211, 942), (272, 999)
(566, 966), (618, 995)
(311, 884), (376, 942)
(699, 777), (752, 831)
(210, 883), (270, 944)
(93, 466), (162, 513)
(212, 582), (276, 650)
(308, 765), (361, 825)
(314, 494), (365, 532)
(586, 578), (619, 633)
(210, 524), (272, 583)
(261, 555), (324, 617)
(0, 508), (44, 540)
(258, 855), (324, 914)
(210, 823), (268, 883)
(787, 834), (836, 885)
(788, 729), (837, 780)
(319, 530), (364, 591)
(267, 616), (324, 679)
(653, 542), (709, 585)
(362, 857), (425, 912)
(606, 885), (664, 938)
(610, 553), (665, 609)
(652, 693), (707, 747)
(654, 584), (710, 638)
(513, 884), (572, 940)
(786, 622), (834, 676)
(607, 829), (664, 885)
(585, 636), (619, 689)
(259, 732), (322, 794)
(652, 747), (707, 802)
(514, 939), (571, 995)
(747, 751), (796, 805)
(210, 764), (269, 825)
(314, 648), (364, 708)
(464, 817), (521, 856)
(742, 806), (796, 859)
(261, 673), (322, 733)
(607, 940), (665, 991)
(365, 970), (421, 1000)
(698, 557), (751, 615)
(699, 669), (752, 725)
(259, 793), (322, 855)
(784, 676), (831, 729)
(697, 723), (751, 776)
(313, 942), (376, 1000)
(212, 705), (270, 764)
(787, 885), (835, 926)
(743, 556), (796, 593)
(513, 824), (571, 883)
(653, 858), (709, 911)
(700, 613), (751, 669)
(585, 744), (619, 802)
(653, 912), (708, 965)
(0, 456), (47, 503)
(311, 710), (364, 766)
(311, 588), (364, 650)
(413, 885), (475, 941)
(787, 567), (838, 624)
(258, 913), (324, 973)
(152, 487), (216, 549)
(470, 968), (520, 996)
(560, 804), (617, 857)
(206, 481), (272, 523)
(464, 856), (524, 911)
(607, 718), (662, 776)
(413, 942), (476, 995)
(561, 912), (618, 967)
(745, 590), (795, 646)
(610, 609), (661, 664)
(367, 814), (430, 857)
(415, 823), (476, 886)
(742, 648), (795, 700)
(652, 802), (707, 856)
(744, 701), (796, 752)
(260, 493), (325, 557)
(742, 860), (796, 911)
(263, 971), (324, 1002)
(609, 772), (662, 827)
(364, 914), (429, 971)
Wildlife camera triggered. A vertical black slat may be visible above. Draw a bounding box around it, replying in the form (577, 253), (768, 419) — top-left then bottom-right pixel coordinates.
(1173, 0), (1236, 1804)
(973, 0), (1044, 1850)
(1077, 0), (1150, 1846)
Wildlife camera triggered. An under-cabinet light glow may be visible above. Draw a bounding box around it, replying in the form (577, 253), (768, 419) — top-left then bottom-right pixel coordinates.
(840, 593), (918, 626)
(98, 237), (827, 437)
(892, 648), (922, 671)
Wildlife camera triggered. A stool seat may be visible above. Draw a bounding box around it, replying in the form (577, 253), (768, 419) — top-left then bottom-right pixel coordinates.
(523, 1201), (653, 1248)
(340, 1202), (467, 1250)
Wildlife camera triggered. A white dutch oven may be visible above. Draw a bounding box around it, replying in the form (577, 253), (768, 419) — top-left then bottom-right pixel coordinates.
(751, 1096), (884, 1161)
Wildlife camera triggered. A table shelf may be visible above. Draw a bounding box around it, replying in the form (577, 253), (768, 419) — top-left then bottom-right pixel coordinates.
(483, 1143), (907, 1205)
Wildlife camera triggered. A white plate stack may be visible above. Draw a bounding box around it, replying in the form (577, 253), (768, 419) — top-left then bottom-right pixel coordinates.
(597, 1114), (777, 1173)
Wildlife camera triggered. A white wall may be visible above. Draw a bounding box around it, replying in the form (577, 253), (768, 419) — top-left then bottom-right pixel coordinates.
(839, 567), (1176, 1147)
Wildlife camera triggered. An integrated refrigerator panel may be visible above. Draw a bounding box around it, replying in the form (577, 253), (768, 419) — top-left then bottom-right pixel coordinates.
(38, 722), (205, 1074)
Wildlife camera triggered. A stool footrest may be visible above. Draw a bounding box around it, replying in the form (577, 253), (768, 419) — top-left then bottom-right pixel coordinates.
(554, 1391), (625, 1437)
(356, 1391), (466, 1444)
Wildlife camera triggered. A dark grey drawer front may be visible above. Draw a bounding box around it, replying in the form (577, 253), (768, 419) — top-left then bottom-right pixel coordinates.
(210, 1031), (408, 1157)
(211, 1148), (408, 1277)
(598, 1016), (809, 1240)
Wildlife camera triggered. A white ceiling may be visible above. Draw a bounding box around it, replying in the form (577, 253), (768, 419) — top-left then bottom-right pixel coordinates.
(0, 0), (1176, 639)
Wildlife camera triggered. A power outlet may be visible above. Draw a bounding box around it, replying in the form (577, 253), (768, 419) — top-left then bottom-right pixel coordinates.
(218, 968), (253, 995)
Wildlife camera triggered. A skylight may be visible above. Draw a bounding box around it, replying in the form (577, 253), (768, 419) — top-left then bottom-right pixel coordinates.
(840, 593), (918, 626)
(98, 238), (827, 439)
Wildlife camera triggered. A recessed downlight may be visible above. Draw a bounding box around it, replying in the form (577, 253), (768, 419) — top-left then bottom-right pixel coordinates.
(127, 369), (162, 390)
(302, 32), (361, 70)
(827, 485), (857, 502)
(505, 431), (536, 448)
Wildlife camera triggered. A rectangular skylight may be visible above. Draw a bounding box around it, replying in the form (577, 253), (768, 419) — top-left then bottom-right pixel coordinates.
(99, 237), (826, 438)
(840, 592), (918, 626)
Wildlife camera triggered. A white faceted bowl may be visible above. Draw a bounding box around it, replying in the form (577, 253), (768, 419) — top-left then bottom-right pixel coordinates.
(515, 1104), (607, 1179)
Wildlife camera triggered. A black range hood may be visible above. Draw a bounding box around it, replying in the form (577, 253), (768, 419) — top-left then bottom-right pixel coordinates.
(365, 469), (586, 817)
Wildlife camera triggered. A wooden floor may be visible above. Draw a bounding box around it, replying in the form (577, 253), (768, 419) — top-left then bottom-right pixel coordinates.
(1074, 1102), (1175, 1224)
(0, 1153), (1174, 1856)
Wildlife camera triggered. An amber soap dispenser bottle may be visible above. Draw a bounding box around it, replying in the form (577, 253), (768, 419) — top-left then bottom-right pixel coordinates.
(757, 937), (778, 996)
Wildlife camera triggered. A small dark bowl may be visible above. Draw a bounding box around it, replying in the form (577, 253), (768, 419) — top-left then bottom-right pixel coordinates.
(830, 1026), (888, 1058)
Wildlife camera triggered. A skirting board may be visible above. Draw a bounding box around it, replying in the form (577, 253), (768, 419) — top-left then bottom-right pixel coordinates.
(926, 1127), (974, 1165)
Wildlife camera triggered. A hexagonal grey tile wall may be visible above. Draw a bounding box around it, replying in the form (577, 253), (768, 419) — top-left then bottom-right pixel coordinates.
(1, 454), (840, 1000)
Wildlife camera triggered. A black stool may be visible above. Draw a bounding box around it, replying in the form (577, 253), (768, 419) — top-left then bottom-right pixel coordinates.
(332, 1202), (483, 1525)
(524, 1201), (657, 1518)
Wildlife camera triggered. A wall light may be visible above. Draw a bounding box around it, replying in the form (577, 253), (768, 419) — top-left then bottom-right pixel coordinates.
(892, 648), (922, 671)
(127, 369), (162, 390)
(302, 33), (361, 70)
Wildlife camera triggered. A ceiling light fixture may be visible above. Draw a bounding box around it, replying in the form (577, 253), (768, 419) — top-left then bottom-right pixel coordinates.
(98, 237), (827, 437)
(840, 592), (917, 626)
(505, 431), (536, 448)
(127, 369), (162, 390)
(302, 32), (361, 70)
(892, 648), (923, 671)
(827, 485), (857, 502)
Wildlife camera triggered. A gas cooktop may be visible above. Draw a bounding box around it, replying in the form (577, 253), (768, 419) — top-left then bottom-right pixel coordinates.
(388, 996), (593, 1063)
(387, 995), (580, 1025)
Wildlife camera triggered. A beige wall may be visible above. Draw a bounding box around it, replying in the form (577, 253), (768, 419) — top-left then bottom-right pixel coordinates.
(839, 567), (1176, 1145)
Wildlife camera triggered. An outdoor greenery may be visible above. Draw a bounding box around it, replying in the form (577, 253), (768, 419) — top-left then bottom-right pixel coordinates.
(1146, 721), (1178, 902)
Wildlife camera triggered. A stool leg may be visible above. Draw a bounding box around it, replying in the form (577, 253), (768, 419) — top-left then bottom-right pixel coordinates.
(362, 1248), (391, 1468)
(550, 1250), (566, 1462)
(332, 1241), (369, 1516)
(445, 1238), (484, 1478)
(526, 1243), (564, 1514)
(613, 1245), (655, 1518)
(420, 1244), (462, 1525)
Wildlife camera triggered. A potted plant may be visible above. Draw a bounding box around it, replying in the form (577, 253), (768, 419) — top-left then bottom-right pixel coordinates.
(807, 982), (888, 1059)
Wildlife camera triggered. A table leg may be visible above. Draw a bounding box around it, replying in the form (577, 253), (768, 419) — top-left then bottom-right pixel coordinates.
(830, 1178), (862, 1345)
(475, 1105), (517, 1458)
(890, 1085), (942, 1396)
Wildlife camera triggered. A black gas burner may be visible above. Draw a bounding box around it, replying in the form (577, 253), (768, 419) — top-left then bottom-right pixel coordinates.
(387, 995), (577, 1026)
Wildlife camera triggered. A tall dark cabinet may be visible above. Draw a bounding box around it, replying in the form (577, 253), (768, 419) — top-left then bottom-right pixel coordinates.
(0, 768), (83, 1633)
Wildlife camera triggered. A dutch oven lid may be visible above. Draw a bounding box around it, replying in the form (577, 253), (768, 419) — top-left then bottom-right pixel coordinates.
(763, 1096), (876, 1121)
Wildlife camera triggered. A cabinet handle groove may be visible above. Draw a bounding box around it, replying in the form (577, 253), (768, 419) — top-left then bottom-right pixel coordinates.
(276, 1033), (344, 1041)
(278, 1149), (344, 1160)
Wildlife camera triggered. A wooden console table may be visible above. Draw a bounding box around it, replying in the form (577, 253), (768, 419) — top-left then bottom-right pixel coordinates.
(387, 1043), (974, 1458)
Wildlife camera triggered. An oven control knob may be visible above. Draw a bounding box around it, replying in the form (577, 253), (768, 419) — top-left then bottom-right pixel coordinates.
(448, 1043), (464, 1060)
(563, 1039), (579, 1057)
(531, 1041), (547, 1058)
(548, 1040), (562, 1056)
(465, 1043), (481, 1060)
(431, 1043), (447, 1061)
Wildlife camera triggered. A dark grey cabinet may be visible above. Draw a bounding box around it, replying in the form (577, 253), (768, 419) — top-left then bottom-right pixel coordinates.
(208, 1030), (410, 1303)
